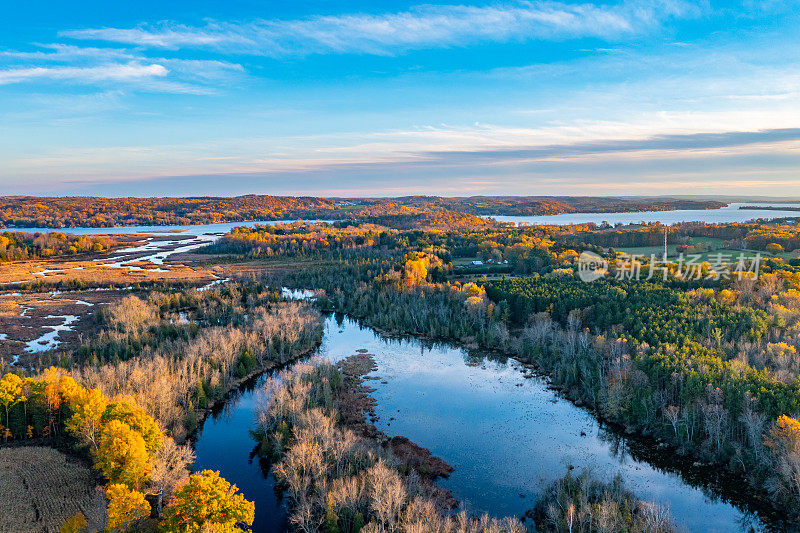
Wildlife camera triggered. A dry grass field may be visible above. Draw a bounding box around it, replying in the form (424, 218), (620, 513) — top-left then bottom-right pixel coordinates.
(0, 233), (217, 287)
(0, 447), (106, 532)
(0, 258), (214, 286)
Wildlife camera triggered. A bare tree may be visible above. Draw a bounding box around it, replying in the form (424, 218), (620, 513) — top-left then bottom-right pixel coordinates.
(663, 406), (681, 441)
(148, 436), (195, 517)
(368, 460), (406, 533)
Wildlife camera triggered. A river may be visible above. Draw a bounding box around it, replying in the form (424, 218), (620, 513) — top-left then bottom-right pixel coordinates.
(193, 313), (770, 533)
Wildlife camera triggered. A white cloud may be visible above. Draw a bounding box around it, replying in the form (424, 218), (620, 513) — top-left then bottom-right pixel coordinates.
(0, 43), (137, 62)
(0, 62), (168, 85)
(0, 41), (245, 93)
(60, 0), (698, 57)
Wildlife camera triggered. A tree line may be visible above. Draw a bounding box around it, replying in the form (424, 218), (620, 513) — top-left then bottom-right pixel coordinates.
(0, 230), (116, 262)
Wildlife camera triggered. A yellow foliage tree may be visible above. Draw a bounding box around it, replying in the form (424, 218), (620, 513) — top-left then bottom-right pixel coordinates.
(65, 383), (107, 448)
(106, 483), (151, 532)
(96, 420), (150, 489)
(102, 397), (163, 457)
(0, 373), (26, 437)
(58, 375), (81, 400)
(403, 258), (428, 287)
(60, 512), (88, 533)
(765, 415), (800, 500)
(42, 367), (66, 436)
(161, 470), (255, 532)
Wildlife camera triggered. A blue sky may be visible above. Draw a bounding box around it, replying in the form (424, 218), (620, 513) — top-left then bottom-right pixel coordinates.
(2, 0), (800, 197)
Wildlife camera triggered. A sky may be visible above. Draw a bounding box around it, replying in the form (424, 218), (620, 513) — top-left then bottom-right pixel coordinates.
(2, 0), (800, 197)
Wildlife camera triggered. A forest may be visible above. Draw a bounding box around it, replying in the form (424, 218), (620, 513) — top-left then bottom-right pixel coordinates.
(0, 231), (116, 262)
(0, 196), (343, 228)
(250, 219), (800, 527)
(353, 196), (726, 216)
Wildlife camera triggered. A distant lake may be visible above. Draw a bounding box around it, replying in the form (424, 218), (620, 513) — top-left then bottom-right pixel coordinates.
(485, 202), (800, 226)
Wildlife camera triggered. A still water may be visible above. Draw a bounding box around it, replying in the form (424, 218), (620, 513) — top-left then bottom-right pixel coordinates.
(193, 314), (768, 533)
(488, 202), (800, 226)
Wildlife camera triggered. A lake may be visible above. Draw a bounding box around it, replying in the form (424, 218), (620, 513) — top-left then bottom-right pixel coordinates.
(486, 202), (800, 226)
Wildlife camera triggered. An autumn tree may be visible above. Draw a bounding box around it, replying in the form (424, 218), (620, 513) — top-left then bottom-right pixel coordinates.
(106, 483), (151, 532)
(96, 420), (150, 489)
(161, 470), (255, 532)
(0, 373), (25, 438)
(148, 436), (195, 517)
(60, 512), (88, 533)
(766, 242), (785, 255)
(403, 257), (428, 287)
(102, 397), (164, 456)
(40, 367), (66, 436)
(63, 380), (107, 448)
(107, 296), (157, 333)
(765, 415), (800, 500)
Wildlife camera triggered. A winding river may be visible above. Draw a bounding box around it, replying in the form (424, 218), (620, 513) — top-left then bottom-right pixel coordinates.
(193, 313), (772, 533)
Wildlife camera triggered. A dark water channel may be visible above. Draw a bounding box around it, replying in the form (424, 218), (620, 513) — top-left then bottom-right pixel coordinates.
(193, 313), (771, 532)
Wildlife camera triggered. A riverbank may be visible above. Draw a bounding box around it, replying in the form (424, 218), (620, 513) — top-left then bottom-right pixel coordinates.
(335, 353), (456, 496)
(181, 340), (323, 446)
(254, 355), (526, 533)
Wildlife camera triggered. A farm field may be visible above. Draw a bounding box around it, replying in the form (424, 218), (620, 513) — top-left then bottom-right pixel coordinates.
(616, 237), (796, 262)
(0, 447), (105, 533)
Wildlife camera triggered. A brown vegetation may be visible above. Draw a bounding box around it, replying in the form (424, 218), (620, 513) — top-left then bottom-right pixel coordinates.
(334, 353), (456, 481)
(75, 293), (323, 439)
(530, 469), (676, 532)
(0, 446), (106, 533)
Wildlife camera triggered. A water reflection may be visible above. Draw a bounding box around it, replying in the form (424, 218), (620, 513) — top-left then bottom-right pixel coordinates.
(192, 314), (776, 533)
